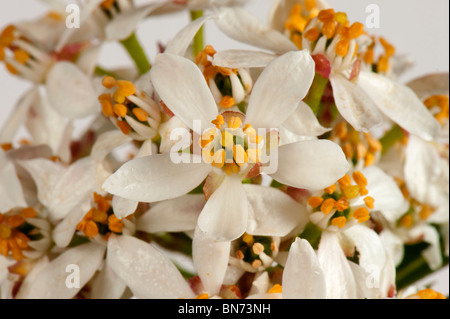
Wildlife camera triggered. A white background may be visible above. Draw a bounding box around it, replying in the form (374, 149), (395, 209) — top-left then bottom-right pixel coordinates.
(0, 0), (448, 296)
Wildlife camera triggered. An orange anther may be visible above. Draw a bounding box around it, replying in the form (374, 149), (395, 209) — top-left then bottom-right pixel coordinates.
(116, 120), (132, 135)
(348, 22), (364, 39)
(335, 39), (350, 57)
(102, 76), (116, 89)
(308, 196), (324, 208)
(132, 107), (149, 122)
(322, 20), (336, 39)
(320, 198), (336, 214)
(219, 96), (235, 109)
(7, 215), (25, 228)
(21, 207), (37, 218)
(304, 27), (320, 42)
(85, 220), (99, 238)
(331, 216), (346, 228)
(113, 104), (128, 118)
(364, 196), (375, 209)
(318, 9), (335, 22)
(352, 171), (367, 188)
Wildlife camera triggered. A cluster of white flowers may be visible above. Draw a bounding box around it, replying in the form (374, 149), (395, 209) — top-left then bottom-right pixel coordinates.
(0, 0), (448, 299)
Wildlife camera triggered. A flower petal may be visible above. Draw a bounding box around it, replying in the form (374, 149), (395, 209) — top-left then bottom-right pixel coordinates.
(102, 153), (211, 202)
(282, 238), (326, 299)
(212, 50), (276, 69)
(329, 72), (383, 133)
(352, 165), (405, 211)
(136, 194), (205, 233)
(0, 153), (27, 212)
(112, 196), (139, 219)
(281, 101), (331, 137)
(90, 262), (127, 299)
(165, 15), (216, 56)
(358, 71), (440, 141)
(244, 184), (308, 237)
(46, 62), (98, 119)
(269, 139), (349, 191)
(150, 53), (218, 132)
(105, 3), (166, 41)
(107, 234), (194, 299)
(245, 50), (315, 130)
(192, 226), (231, 297)
(215, 7), (297, 54)
(406, 72), (449, 100)
(16, 243), (106, 299)
(317, 232), (357, 298)
(197, 175), (248, 241)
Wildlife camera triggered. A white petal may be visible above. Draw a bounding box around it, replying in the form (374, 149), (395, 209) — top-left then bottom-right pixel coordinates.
(212, 50), (276, 69)
(0, 87), (38, 143)
(91, 130), (132, 164)
(107, 234), (194, 299)
(102, 153), (211, 202)
(216, 7), (297, 54)
(379, 229), (405, 267)
(112, 196), (139, 219)
(282, 238), (326, 299)
(406, 72), (449, 100)
(197, 176), (248, 241)
(105, 3), (164, 41)
(245, 50), (315, 130)
(16, 243), (105, 299)
(410, 225), (443, 271)
(404, 135), (442, 203)
(318, 232), (357, 298)
(269, 139), (349, 191)
(354, 165), (405, 211)
(90, 262), (127, 299)
(165, 15), (216, 56)
(192, 227), (230, 297)
(75, 44), (102, 77)
(150, 53), (218, 132)
(53, 201), (90, 248)
(0, 155), (27, 212)
(344, 225), (386, 272)
(329, 72), (383, 133)
(136, 194), (205, 233)
(46, 62), (98, 119)
(244, 184), (308, 237)
(281, 101), (331, 137)
(358, 71), (440, 141)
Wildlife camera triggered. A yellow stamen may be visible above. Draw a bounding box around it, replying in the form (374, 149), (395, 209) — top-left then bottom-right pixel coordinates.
(318, 9), (335, 22)
(85, 220), (99, 238)
(364, 152), (375, 167)
(242, 233), (254, 245)
(116, 80), (136, 97)
(352, 171), (367, 188)
(196, 293), (209, 299)
(112, 91), (126, 104)
(335, 198), (349, 211)
(102, 76), (116, 89)
(338, 174), (351, 187)
(342, 185), (360, 199)
(320, 198), (336, 214)
(348, 22), (364, 39)
(116, 120), (132, 135)
(1, 143), (13, 151)
(228, 116), (242, 130)
(331, 216), (346, 228)
(21, 207), (37, 218)
(252, 242), (265, 255)
(113, 104), (128, 118)
(14, 49), (30, 64)
(364, 196), (375, 209)
(414, 288), (446, 299)
(324, 184), (337, 194)
(419, 205), (433, 220)
(211, 114), (224, 129)
(8, 215), (25, 228)
(353, 207), (370, 222)
(304, 27), (320, 42)
(132, 108), (149, 122)
(334, 12), (348, 25)
(335, 39), (350, 57)
(246, 148), (261, 163)
(211, 149), (225, 169)
(308, 196), (324, 208)
(221, 131), (234, 148)
(235, 250), (244, 260)
(233, 144), (248, 167)
(252, 260), (262, 269)
(322, 20), (336, 39)
(219, 96), (235, 109)
(268, 284), (282, 294)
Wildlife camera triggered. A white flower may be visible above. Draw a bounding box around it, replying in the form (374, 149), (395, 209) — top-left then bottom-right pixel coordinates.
(103, 50), (349, 241)
(209, 6), (440, 141)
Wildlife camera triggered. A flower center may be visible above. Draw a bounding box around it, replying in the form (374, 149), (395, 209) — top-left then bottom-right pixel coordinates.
(99, 76), (161, 140)
(195, 45), (252, 109)
(331, 121), (382, 167)
(0, 24), (53, 82)
(0, 207), (40, 261)
(308, 171), (374, 230)
(200, 113), (264, 175)
(76, 193), (128, 240)
(234, 233), (276, 270)
(361, 36), (396, 74)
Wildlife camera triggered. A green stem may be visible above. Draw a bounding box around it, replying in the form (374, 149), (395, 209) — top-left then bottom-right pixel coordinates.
(396, 255), (432, 290)
(120, 32), (151, 74)
(94, 66), (117, 77)
(304, 73), (329, 115)
(190, 10), (204, 57)
(379, 124), (405, 155)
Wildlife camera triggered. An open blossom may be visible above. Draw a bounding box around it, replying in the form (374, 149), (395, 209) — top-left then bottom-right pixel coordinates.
(210, 5), (440, 141)
(103, 51), (350, 241)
